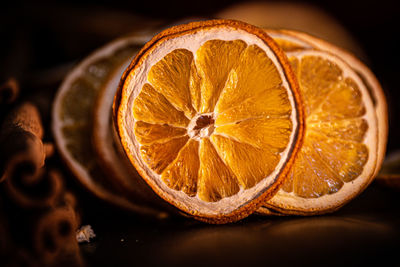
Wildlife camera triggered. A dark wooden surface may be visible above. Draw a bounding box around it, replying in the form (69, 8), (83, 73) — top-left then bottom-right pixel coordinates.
(78, 183), (400, 266)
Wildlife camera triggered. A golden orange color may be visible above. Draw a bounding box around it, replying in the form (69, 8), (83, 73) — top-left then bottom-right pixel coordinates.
(114, 20), (305, 223)
(257, 30), (386, 215)
(53, 21), (385, 222)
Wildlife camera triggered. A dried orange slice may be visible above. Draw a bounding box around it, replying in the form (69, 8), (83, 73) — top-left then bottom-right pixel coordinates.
(375, 151), (400, 190)
(257, 30), (385, 215)
(114, 20), (304, 223)
(268, 30), (387, 179)
(52, 34), (168, 218)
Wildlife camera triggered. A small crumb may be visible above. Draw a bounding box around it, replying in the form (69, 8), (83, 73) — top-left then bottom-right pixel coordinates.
(121, 238), (124, 242)
(76, 225), (96, 243)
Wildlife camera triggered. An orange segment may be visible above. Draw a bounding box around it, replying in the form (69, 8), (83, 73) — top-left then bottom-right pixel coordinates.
(308, 78), (366, 123)
(211, 134), (279, 189)
(215, 85), (291, 126)
(133, 83), (189, 127)
(140, 136), (189, 174)
(189, 61), (202, 112)
(215, 45), (283, 115)
(134, 121), (187, 145)
(195, 40), (247, 113)
(284, 131), (369, 198)
(61, 123), (94, 169)
(286, 142), (344, 198)
(309, 133), (369, 183)
(60, 78), (96, 123)
(198, 138), (240, 202)
(161, 139), (200, 197)
(215, 117), (292, 152)
(309, 119), (368, 142)
(148, 49), (196, 118)
(299, 55), (342, 116)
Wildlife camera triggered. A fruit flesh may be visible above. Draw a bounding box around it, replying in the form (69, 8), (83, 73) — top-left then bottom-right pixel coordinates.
(273, 38), (308, 52)
(132, 39), (294, 202)
(281, 55), (369, 198)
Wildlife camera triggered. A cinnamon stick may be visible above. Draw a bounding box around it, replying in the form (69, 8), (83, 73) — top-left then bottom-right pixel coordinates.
(0, 78), (19, 105)
(32, 194), (83, 266)
(0, 101), (84, 266)
(0, 102), (45, 184)
(3, 167), (64, 209)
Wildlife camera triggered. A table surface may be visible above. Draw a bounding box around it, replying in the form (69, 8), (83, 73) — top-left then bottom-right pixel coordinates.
(79, 183), (400, 266)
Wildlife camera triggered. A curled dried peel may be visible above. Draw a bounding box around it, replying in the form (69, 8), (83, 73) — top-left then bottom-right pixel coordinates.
(115, 20), (304, 223)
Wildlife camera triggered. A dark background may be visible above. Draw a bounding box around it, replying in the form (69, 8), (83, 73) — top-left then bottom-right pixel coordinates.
(1, 1), (400, 266)
(1, 0), (399, 152)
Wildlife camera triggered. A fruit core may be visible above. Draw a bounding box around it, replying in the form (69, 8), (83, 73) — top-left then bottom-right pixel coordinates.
(188, 113), (215, 140)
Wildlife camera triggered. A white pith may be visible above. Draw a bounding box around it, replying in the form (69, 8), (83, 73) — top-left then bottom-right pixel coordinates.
(266, 49), (378, 212)
(118, 27), (300, 216)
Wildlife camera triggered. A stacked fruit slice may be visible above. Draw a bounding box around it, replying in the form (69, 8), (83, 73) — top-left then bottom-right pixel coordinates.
(52, 20), (387, 223)
(52, 35), (170, 218)
(256, 30), (386, 215)
(114, 20), (305, 223)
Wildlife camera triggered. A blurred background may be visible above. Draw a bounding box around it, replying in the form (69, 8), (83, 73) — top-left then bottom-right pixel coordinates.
(1, 0), (399, 151)
(1, 1), (400, 266)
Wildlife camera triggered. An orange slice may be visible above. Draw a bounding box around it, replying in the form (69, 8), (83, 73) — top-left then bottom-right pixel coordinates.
(52, 34), (169, 218)
(114, 20), (304, 223)
(257, 31), (385, 215)
(375, 151), (400, 190)
(268, 29), (387, 180)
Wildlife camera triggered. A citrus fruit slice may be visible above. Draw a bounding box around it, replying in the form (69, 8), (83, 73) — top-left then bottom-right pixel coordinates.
(114, 20), (304, 223)
(375, 151), (400, 190)
(257, 37), (382, 215)
(52, 34), (168, 218)
(267, 29), (388, 180)
(93, 53), (172, 209)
